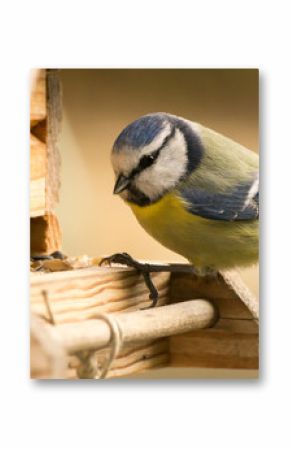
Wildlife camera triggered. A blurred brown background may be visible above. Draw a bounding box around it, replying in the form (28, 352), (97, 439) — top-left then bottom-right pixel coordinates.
(57, 69), (259, 299)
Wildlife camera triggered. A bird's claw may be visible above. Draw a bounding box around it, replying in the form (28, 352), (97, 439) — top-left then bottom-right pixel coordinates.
(100, 252), (141, 269)
(99, 252), (159, 307)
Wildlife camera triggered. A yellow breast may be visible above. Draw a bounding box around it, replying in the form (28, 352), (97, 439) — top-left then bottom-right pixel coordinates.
(128, 192), (258, 270)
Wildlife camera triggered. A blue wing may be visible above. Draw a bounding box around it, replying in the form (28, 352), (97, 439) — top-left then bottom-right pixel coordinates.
(179, 178), (259, 222)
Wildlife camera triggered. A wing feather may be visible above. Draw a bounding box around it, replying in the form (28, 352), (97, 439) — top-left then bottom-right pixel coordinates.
(179, 174), (259, 221)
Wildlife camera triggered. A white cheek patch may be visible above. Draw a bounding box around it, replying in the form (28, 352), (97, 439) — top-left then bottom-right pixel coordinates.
(111, 149), (139, 177)
(135, 129), (188, 200)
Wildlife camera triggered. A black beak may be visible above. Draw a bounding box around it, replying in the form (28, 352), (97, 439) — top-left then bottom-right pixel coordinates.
(113, 174), (131, 194)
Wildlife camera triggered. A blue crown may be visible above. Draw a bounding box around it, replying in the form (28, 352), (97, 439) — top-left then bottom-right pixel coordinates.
(113, 113), (167, 151)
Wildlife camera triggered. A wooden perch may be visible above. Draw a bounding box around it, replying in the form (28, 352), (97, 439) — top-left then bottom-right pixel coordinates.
(52, 299), (217, 354)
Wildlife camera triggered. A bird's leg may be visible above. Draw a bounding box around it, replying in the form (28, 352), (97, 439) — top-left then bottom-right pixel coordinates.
(99, 253), (204, 308)
(99, 252), (163, 308)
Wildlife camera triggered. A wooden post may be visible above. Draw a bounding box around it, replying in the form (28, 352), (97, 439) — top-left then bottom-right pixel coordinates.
(30, 69), (62, 256)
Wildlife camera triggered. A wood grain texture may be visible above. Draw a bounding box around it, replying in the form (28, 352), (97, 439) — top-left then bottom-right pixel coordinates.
(30, 74), (47, 218)
(30, 178), (46, 218)
(30, 70), (62, 253)
(30, 265), (258, 377)
(67, 339), (169, 379)
(31, 119), (47, 143)
(31, 267), (171, 378)
(169, 270), (259, 370)
(221, 270), (259, 320)
(30, 69), (46, 125)
(170, 327), (258, 369)
(30, 133), (46, 180)
(169, 271), (256, 319)
(30, 134), (46, 217)
(46, 69), (61, 212)
(30, 267), (171, 323)
(30, 69), (61, 231)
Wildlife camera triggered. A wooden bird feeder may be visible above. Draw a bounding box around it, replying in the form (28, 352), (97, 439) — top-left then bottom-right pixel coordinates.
(30, 70), (259, 379)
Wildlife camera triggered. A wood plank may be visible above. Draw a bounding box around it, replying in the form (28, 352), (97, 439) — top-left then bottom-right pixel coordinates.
(30, 178), (46, 217)
(30, 133), (46, 180)
(214, 317), (258, 333)
(29, 69), (61, 219)
(221, 270), (259, 320)
(170, 271), (255, 319)
(170, 321), (259, 370)
(109, 353), (169, 378)
(31, 267), (172, 379)
(30, 69), (46, 125)
(30, 213), (62, 255)
(46, 69), (61, 212)
(30, 265), (259, 376)
(30, 126), (46, 217)
(30, 267), (171, 322)
(110, 339), (168, 371)
(31, 119), (47, 143)
(169, 269), (259, 370)
(67, 339), (169, 379)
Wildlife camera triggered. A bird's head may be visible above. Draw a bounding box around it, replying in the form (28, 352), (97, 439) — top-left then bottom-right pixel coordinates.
(111, 113), (203, 206)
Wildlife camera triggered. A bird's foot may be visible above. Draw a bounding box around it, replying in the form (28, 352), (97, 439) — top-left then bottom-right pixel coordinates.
(99, 252), (159, 308)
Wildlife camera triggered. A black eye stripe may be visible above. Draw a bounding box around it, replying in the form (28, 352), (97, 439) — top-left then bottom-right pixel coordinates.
(130, 126), (176, 178)
(139, 152), (159, 169)
(129, 152), (158, 178)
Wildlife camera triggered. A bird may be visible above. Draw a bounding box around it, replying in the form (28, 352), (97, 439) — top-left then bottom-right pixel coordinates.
(109, 112), (259, 278)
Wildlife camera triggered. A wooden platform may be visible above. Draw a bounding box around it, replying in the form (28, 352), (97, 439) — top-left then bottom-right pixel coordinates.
(30, 264), (258, 379)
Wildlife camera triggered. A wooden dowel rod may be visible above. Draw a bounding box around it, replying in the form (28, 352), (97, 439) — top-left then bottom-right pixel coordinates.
(53, 299), (217, 354)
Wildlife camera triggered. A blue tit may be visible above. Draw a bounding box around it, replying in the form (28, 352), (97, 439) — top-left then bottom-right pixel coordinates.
(111, 113), (259, 275)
